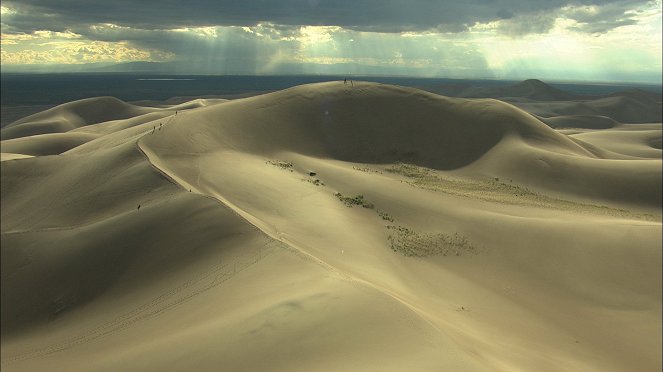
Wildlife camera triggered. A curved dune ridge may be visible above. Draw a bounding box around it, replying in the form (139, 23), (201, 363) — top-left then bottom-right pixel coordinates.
(1, 81), (661, 371)
(460, 79), (577, 101)
(0, 97), (157, 140)
(540, 114), (621, 129)
(1, 132), (99, 156)
(514, 95), (662, 124)
(136, 82), (590, 168)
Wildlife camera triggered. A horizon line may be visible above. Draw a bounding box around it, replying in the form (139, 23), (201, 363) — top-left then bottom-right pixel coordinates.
(1, 71), (661, 87)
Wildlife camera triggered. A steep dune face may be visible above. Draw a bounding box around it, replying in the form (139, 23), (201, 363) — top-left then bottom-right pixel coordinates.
(541, 115), (620, 129)
(570, 127), (663, 159)
(0, 132), (99, 156)
(462, 79), (577, 101)
(141, 82), (658, 207)
(1, 82), (661, 372)
(144, 82), (589, 170)
(0, 136), (284, 338)
(515, 95), (662, 124)
(423, 79), (662, 125)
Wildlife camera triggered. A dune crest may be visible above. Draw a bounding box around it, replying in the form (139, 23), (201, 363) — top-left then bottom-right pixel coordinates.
(140, 82), (591, 168)
(1, 97), (155, 140)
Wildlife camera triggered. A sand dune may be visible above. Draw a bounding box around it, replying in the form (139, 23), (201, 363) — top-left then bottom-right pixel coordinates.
(423, 79), (661, 102)
(1, 105), (56, 129)
(540, 115), (620, 129)
(134, 82), (591, 166)
(1, 97), (156, 140)
(568, 125), (662, 159)
(606, 88), (663, 104)
(1, 81), (661, 371)
(132, 97), (230, 108)
(1, 132), (99, 156)
(514, 95), (662, 124)
(422, 79), (662, 124)
(459, 79), (577, 101)
(0, 153), (34, 162)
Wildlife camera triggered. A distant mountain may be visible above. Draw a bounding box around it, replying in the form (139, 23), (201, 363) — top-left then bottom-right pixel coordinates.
(606, 88), (662, 104)
(514, 95), (662, 124)
(417, 79), (663, 124)
(422, 79), (577, 101)
(463, 79), (577, 101)
(421, 78), (662, 104)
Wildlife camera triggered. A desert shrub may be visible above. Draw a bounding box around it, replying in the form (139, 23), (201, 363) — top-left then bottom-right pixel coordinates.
(377, 210), (395, 222)
(266, 160), (294, 170)
(386, 225), (477, 257)
(334, 193), (374, 209)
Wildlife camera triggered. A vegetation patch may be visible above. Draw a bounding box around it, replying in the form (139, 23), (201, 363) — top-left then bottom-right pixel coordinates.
(386, 162), (660, 221)
(334, 191), (394, 221)
(377, 209), (394, 222)
(353, 166), (383, 174)
(303, 178), (325, 186)
(267, 160), (294, 171)
(386, 225), (477, 257)
(334, 193), (375, 209)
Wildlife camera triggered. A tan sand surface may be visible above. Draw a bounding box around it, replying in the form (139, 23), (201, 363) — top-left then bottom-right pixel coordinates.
(1, 81), (661, 371)
(513, 95), (662, 124)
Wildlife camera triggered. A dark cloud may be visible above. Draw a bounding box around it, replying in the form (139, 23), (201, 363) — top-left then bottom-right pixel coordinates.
(570, 18), (638, 33)
(1, 0), (654, 77)
(497, 13), (558, 36)
(69, 24), (297, 59)
(1, 0), (653, 35)
(561, 2), (644, 33)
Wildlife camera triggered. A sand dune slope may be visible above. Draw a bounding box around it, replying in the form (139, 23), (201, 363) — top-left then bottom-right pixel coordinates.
(540, 114), (620, 129)
(514, 95), (662, 124)
(0, 132), (99, 156)
(568, 125), (662, 159)
(138, 82), (591, 166)
(136, 81), (659, 207)
(1, 97), (157, 140)
(1, 82), (661, 371)
(462, 79), (577, 101)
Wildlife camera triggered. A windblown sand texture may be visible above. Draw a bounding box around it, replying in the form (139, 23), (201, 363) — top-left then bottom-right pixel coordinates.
(1, 81), (661, 371)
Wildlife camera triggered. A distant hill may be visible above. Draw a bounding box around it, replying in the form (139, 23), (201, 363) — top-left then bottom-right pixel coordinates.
(606, 88), (662, 104)
(421, 79), (575, 101)
(421, 79), (662, 103)
(461, 79), (577, 101)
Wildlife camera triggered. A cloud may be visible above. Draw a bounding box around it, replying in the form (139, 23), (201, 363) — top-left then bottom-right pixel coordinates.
(559, 3), (645, 33)
(1, 0), (656, 35)
(0, 0), (659, 82)
(496, 13), (558, 36)
(0, 40), (170, 64)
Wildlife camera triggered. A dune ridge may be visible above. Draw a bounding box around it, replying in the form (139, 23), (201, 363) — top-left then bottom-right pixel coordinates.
(1, 97), (157, 140)
(1, 81), (661, 371)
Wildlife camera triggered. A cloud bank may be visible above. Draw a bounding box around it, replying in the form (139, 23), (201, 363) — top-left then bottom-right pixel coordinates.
(2, 0), (653, 34)
(1, 1), (661, 83)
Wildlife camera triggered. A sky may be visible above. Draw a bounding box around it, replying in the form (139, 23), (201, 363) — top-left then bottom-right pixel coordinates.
(1, 0), (661, 83)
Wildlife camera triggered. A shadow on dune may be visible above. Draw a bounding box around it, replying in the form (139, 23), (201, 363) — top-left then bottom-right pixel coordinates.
(143, 82), (588, 171)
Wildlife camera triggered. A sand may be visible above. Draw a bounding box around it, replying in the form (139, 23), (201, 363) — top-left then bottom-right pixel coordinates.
(1, 81), (661, 371)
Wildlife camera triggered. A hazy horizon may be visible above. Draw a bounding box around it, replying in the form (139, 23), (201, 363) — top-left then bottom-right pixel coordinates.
(1, 68), (662, 86)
